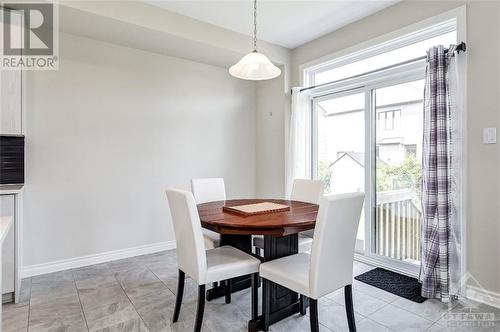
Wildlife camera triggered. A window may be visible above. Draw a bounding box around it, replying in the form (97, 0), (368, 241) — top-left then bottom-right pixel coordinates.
(378, 110), (401, 131)
(304, 17), (460, 275)
(315, 92), (365, 195)
(304, 19), (457, 87)
(312, 31), (455, 85)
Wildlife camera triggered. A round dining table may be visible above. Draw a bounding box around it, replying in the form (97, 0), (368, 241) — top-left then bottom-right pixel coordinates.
(197, 199), (319, 332)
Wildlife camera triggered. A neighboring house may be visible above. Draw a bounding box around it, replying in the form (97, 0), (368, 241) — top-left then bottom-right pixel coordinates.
(318, 98), (423, 176)
(327, 152), (388, 194)
(376, 100), (423, 165)
(328, 152), (365, 194)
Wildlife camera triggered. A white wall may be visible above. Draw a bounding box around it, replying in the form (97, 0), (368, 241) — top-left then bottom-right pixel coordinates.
(58, 0), (293, 203)
(23, 33), (257, 267)
(59, 1), (292, 75)
(289, 0), (500, 295)
(256, 73), (287, 199)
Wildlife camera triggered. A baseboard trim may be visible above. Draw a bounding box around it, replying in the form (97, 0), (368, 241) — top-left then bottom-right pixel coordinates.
(21, 243), (500, 310)
(466, 285), (500, 309)
(21, 240), (176, 278)
(355, 255), (500, 309)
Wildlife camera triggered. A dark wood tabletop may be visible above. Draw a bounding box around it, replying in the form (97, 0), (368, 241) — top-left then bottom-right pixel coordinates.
(197, 199), (319, 237)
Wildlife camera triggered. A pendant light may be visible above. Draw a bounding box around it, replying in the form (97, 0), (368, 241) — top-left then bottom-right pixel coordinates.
(229, 0), (281, 80)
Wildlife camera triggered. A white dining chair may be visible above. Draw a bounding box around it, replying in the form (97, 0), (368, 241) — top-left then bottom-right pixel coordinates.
(290, 179), (323, 239)
(191, 178), (226, 250)
(166, 188), (261, 332)
(290, 179), (324, 205)
(253, 179), (324, 255)
(259, 192), (365, 332)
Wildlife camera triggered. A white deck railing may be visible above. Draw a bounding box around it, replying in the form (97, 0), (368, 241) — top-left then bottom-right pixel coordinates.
(376, 189), (421, 263)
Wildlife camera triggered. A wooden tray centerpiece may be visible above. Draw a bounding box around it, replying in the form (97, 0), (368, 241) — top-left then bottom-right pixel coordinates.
(222, 202), (290, 216)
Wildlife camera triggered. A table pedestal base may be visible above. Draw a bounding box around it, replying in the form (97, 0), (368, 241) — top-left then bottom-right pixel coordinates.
(249, 233), (300, 332)
(248, 301), (301, 332)
(203, 233), (301, 332)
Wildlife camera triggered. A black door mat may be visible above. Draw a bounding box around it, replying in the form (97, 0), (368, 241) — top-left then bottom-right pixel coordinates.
(355, 268), (427, 303)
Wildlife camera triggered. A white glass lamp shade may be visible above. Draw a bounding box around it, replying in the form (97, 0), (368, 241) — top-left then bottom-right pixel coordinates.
(229, 51), (281, 80)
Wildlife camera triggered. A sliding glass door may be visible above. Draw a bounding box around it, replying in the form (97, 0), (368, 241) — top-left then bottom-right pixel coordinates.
(306, 18), (459, 275)
(312, 90), (367, 253)
(373, 80), (424, 270)
(312, 78), (425, 275)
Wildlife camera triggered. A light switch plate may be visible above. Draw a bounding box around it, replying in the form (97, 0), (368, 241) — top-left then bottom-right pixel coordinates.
(483, 128), (497, 144)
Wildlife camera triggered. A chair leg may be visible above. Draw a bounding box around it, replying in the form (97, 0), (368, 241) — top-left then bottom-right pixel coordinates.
(195, 284), (206, 332)
(172, 270), (185, 323)
(309, 299), (319, 332)
(299, 295), (308, 315)
(225, 279), (232, 304)
(251, 273), (259, 320)
(262, 278), (270, 331)
(344, 285), (357, 332)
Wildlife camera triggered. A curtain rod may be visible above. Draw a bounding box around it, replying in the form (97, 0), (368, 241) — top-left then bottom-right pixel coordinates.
(298, 42), (466, 93)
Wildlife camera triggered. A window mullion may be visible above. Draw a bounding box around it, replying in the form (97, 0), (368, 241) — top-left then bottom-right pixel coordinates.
(364, 88), (376, 256)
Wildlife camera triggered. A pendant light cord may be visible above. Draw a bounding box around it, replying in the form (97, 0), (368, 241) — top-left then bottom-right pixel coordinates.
(253, 0), (257, 51)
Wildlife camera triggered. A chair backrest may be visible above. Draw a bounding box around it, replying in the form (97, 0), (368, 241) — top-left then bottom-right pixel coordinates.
(309, 192), (365, 299)
(191, 178), (226, 204)
(165, 188), (207, 284)
(291, 179), (324, 204)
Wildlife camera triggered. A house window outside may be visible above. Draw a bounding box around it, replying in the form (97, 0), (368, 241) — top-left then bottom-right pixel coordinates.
(378, 109), (401, 131)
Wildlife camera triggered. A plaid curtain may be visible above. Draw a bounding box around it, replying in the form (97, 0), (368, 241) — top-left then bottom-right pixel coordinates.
(420, 45), (457, 301)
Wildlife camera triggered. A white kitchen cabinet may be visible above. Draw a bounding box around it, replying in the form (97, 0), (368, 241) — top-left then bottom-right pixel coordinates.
(0, 217), (13, 325)
(0, 188), (22, 303)
(0, 70), (22, 135)
(0, 7), (24, 304)
(0, 195), (15, 296)
(0, 9), (23, 135)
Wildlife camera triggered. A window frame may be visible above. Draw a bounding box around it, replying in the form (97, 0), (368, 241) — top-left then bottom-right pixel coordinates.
(300, 6), (466, 89)
(302, 6), (467, 279)
(311, 69), (426, 276)
(304, 19), (456, 87)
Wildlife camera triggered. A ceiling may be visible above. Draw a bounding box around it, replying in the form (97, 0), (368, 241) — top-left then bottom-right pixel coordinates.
(146, 1), (399, 49)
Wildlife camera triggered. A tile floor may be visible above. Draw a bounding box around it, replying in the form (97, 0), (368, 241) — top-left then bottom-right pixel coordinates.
(2, 250), (499, 332)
